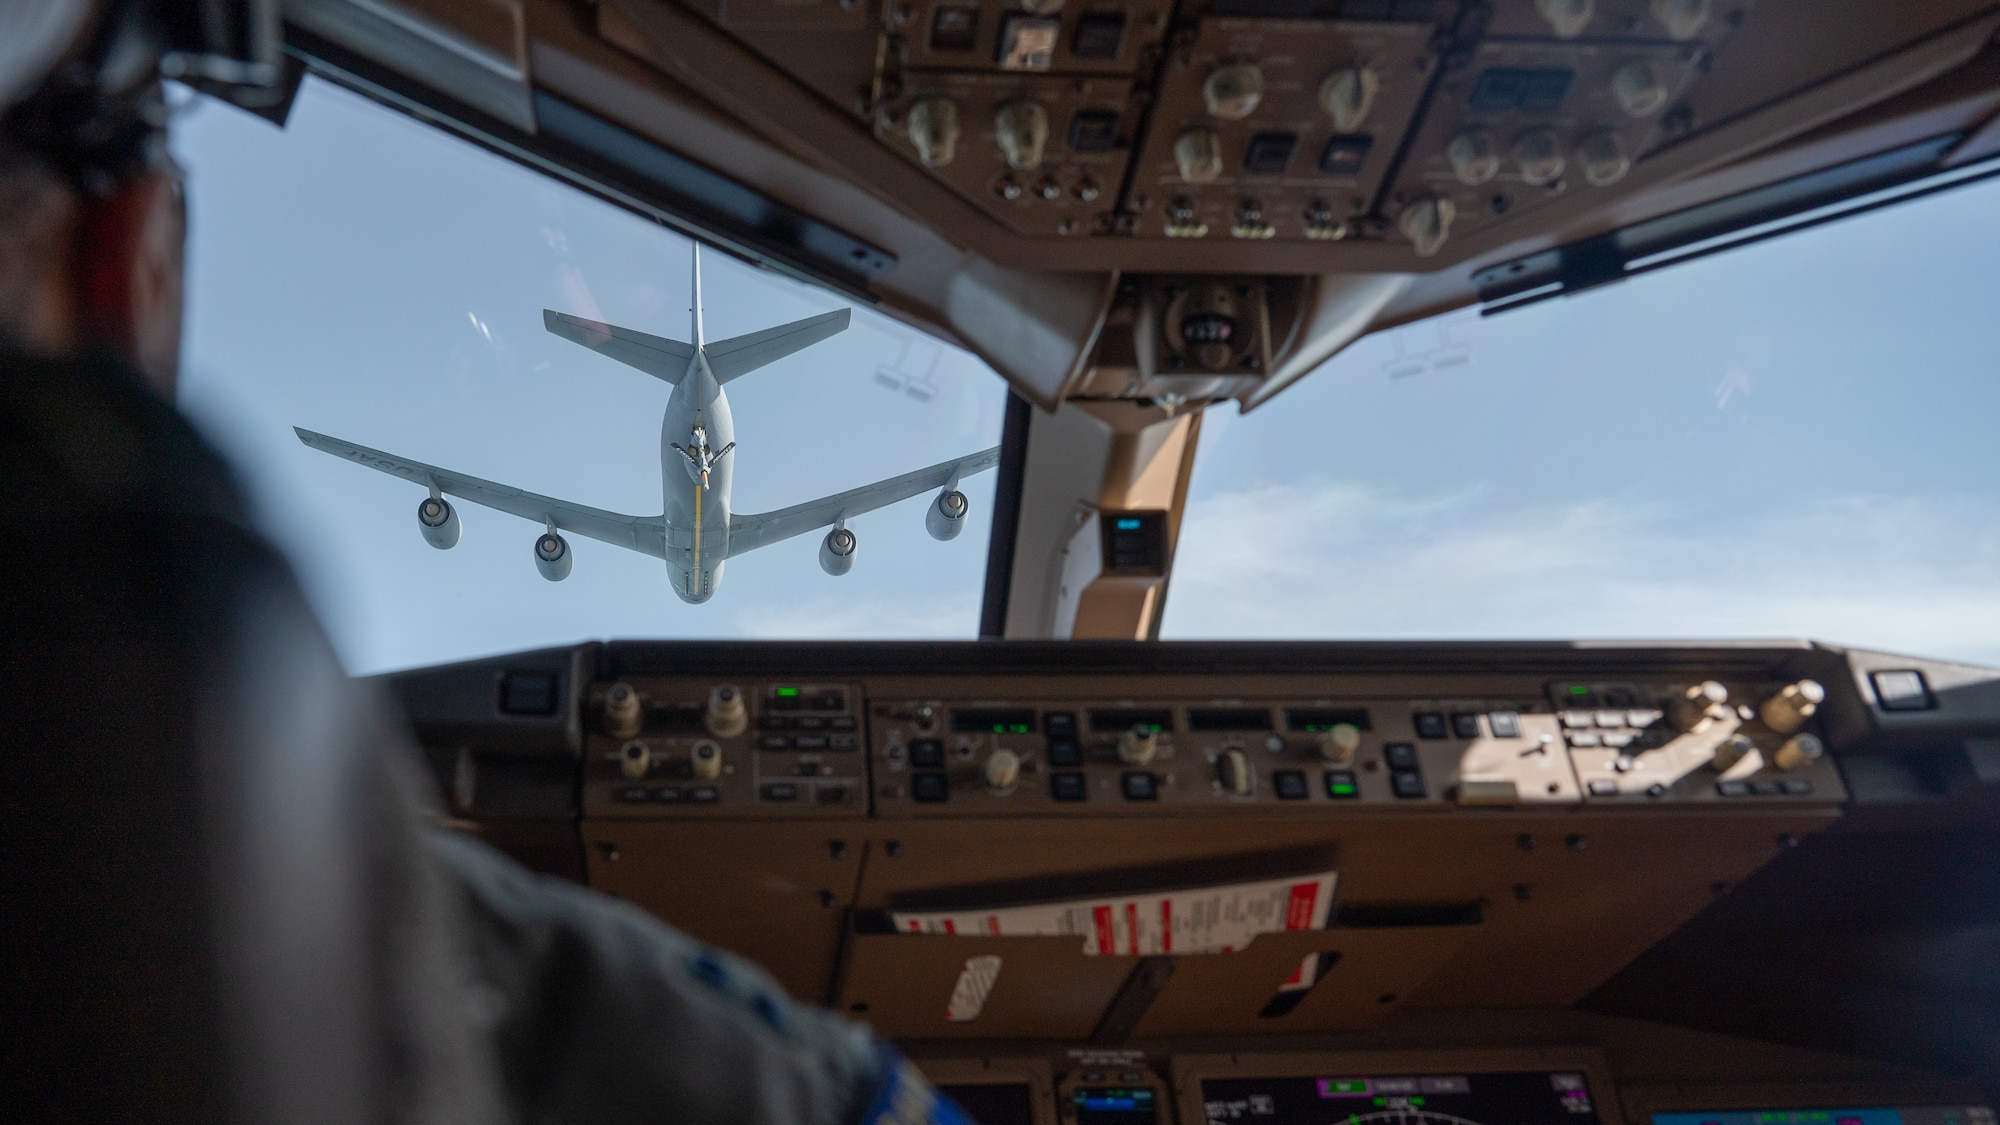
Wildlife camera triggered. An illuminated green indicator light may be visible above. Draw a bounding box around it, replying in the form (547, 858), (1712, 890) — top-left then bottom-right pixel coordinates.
(991, 723), (1032, 734)
(1323, 1080), (1368, 1094)
(776, 687), (800, 697)
(1569, 685), (1588, 694)
(1330, 783), (1357, 795)
(1410, 1098), (1425, 1107)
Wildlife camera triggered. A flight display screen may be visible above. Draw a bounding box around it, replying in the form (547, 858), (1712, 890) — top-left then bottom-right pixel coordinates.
(1652, 1109), (1995, 1125)
(1201, 1071), (1601, 1125)
(1073, 1086), (1161, 1125)
(942, 1083), (1037, 1125)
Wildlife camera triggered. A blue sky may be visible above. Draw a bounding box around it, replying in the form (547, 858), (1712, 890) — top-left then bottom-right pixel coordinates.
(173, 76), (2000, 672)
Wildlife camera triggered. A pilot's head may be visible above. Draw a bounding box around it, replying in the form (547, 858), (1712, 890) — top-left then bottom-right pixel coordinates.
(0, 0), (246, 396)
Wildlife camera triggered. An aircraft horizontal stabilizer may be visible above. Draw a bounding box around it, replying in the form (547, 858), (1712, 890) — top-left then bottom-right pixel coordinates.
(544, 310), (696, 385)
(293, 427), (670, 560)
(724, 445), (1000, 559)
(703, 308), (851, 384)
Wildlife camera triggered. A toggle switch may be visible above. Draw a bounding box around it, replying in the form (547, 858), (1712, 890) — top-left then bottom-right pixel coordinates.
(907, 98), (960, 167)
(994, 100), (1049, 170)
(1577, 130), (1630, 186)
(1446, 128), (1500, 186)
(1174, 127), (1224, 184)
(1611, 59), (1669, 118)
(1760, 680), (1825, 735)
(1398, 196), (1454, 257)
(1512, 128), (1565, 186)
(1651, 0), (1709, 40)
(619, 740), (651, 779)
(1203, 62), (1264, 120)
(1536, 0), (1594, 38)
(691, 739), (723, 781)
(1318, 64), (1379, 132)
(1219, 747), (1253, 796)
(603, 681), (643, 738)
(706, 684), (748, 737)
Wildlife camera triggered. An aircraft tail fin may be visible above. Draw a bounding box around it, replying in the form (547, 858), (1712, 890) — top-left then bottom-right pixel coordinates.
(701, 308), (852, 384)
(544, 310), (695, 385)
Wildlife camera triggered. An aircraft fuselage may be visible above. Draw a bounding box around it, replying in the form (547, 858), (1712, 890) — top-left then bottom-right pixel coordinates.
(661, 356), (733, 603)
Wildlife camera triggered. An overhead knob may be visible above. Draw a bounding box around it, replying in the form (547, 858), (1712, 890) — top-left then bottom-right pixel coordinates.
(907, 98), (960, 167)
(1709, 734), (1754, 773)
(1203, 63), (1264, 120)
(619, 740), (651, 780)
(1118, 724), (1160, 765)
(994, 100), (1049, 171)
(1577, 130), (1630, 186)
(1446, 128), (1499, 185)
(1773, 733), (1824, 771)
(1536, 0), (1594, 38)
(1760, 680), (1826, 735)
(1398, 196), (1454, 257)
(1651, 0), (1709, 40)
(603, 681), (643, 738)
(1611, 59), (1669, 118)
(691, 739), (723, 781)
(984, 749), (1022, 790)
(1174, 128), (1224, 184)
(706, 683), (748, 737)
(1672, 681), (1729, 732)
(1512, 128), (1565, 186)
(1318, 64), (1379, 132)
(1219, 747), (1253, 796)
(1317, 723), (1361, 765)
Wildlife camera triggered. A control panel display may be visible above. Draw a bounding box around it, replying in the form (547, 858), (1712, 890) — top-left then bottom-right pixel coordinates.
(1651, 1110), (1994, 1125)
(943, 1083), (1039, 1125)
(1201, 1071), (1601, 1125)
(1074, 1087), (1160, 1125)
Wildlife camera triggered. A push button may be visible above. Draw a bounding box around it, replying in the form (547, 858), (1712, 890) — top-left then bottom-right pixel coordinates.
(689, 786), (720, 803)
(1051, 772), (1087, 801)
(1044, 711), (1078, 737)
(1391, 771), (1426, 799)
(1588, 779), (1620, 796)
(1450, 713), (1482, 739)
(1323, 769), (1359, 798)
(1121, 771), (1159, 801)
(1715, 780), (1750, 797)
(1488, 711), (1521, 738)
(829, 715), (858, 731)
(829, 734), (859, 750)
(911, 773), (949, 802)
(615, 786), (652, 803)
(909, 739), (946, 768)
(1413, 712), (1448, 739)
(656, 786), (686, 803)
(1272, 770), (1309, 799)
(1384, 743), (1419, 771)
(1047, 739), (1082, 767)
(761, 735), (792, 750)
(760, 783), (799, 802)
(1782, 779), (1814, 795)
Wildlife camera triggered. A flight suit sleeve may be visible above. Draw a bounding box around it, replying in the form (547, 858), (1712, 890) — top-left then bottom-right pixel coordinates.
(430, 829), (969, 1125)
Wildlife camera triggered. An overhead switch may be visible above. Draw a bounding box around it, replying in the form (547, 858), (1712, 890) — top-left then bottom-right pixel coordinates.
(1203, 63), (1264, 120)
(1672, 681), (1729, 732)
(907, 98), (960, 167)
(1536, 0), (1594, 38)
(1611, 60), (1669, 118)
(1317, 64), (1379, 132)
(1773, 733), (1824, 771)
(1399, 196), (1454, 257)
(1318, 723), (1362, 765)
(1760, 680), (1825, 735)
(1119, 724), (1160, 765)
(706, 684), (748, 737)
(984, 749), (1022, 790)
(1577, 130), (1630, 186)
(1651, 0), (1709, 40)
(1219, 748), (1253, 796)
(603, 681), (643, 738)
(1174, 128), (1224, 184)
(1512, 128), (1565, 186)
(994, 100), (1049, 170)
(1446, 128), (1499, 185)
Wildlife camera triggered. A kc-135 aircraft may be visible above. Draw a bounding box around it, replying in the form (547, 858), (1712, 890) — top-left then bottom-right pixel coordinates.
(296, 247), (999, 603)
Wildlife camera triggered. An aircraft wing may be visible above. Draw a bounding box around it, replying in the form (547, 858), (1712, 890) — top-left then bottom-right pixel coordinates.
(294, 428), (670, 560)
(702, 308), (851, 384)
(724, 445), (1000, 559)
(543, 310), (695, 385)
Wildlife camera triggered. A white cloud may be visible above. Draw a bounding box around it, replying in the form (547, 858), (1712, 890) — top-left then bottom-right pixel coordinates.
(1162, 478), (2000, 666)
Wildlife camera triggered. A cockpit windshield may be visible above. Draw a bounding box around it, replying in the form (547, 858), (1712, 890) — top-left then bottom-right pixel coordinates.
(1162, 173), (2000, 666)
(171, 78), (1009, 674)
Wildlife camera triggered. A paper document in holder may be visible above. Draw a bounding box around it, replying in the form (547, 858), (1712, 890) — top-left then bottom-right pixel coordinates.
(888, 871), (1338, 957)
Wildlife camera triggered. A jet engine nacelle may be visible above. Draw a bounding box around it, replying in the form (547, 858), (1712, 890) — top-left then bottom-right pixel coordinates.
(417, 496), (460, 549)
(535, 531), (573, 581)
(819, 526), (857, 576)
(925, 489), (969, 542)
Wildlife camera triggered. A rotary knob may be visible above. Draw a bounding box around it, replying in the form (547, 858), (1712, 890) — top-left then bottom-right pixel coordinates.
(706, 684), (748, 737)
(602, 681), (643, 738)
(1773, 733), (1824, 771)
(1672, 681), (1729, 732)
(1536, 0), (1594, 38)
(1709, 734), (1754, 773)
(1611, 59), (1670, 118)
(1760, 680), (1826, 735)
(1577, 130), (1630, 186)
(1218, 747), (1253, 796)
(691, 739), (723, 781)
(1513, 128), (1565, 186)
(984, 749), (1022, 791)
(1398, 196), (1454, 257)
(1317, 723), (1362, 765)
(1174, 128), (1224, 184)
(1203, 63), (1264, 120)
(619, 740), (651, 779)
(1119, 724), (1160, 765)
(994, 101), (1049, 171)
(907, 98), (960, 167)
(1318, 64), (1379, 132)
(1446, 128), (1500, 186)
